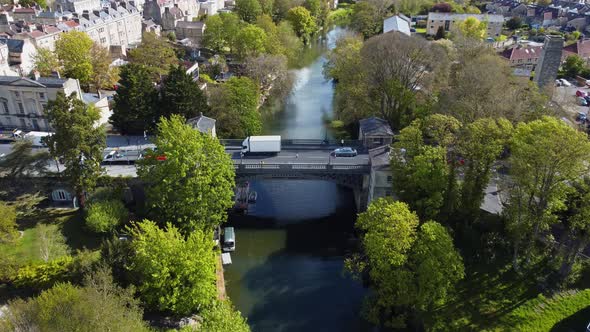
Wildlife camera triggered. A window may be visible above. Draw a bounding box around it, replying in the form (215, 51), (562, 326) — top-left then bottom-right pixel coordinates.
(385, 190), (392, 197)
(18, 103), (24, 114)
(41, 103), (47, 110)
(1, 99), (8, 113)
(386, 176), (392, 183)
(98, 27), (104, 32)
(39, 92), (45, 100)
(13, 91), (19, 98)
(100, 37), (107, 43)
(19, 118), (25, 128)
(444, 21), (450, 31)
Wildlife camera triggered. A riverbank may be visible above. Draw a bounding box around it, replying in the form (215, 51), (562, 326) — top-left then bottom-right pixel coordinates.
(215, 253), (226, 300)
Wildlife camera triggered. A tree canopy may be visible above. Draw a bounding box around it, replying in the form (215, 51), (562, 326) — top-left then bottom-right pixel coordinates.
(137, 115), (235, 233)
(127, 220), (217, 315)
(55, 31), (94, 86)
(128, 32), (178, 78)
(160, 65), (209, 120)
(287, 6), (317, 44)
(45, 93), (106, 208)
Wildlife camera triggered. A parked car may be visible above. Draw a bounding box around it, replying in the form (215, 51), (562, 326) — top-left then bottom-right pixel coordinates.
(556, 79), (562, 86)
(561, 79), (572, 87)
(584, 95), (590, 103)
(576, 90), (587, 97)
(333, 147), (358, 157)
(577, 112), (587, 122)
(578, 97), (588, 106)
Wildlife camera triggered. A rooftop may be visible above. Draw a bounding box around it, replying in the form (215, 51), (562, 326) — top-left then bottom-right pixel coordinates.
(187, 112), (216, 134)
(427, 12), (505, 23)
(359, 117), (394, 136)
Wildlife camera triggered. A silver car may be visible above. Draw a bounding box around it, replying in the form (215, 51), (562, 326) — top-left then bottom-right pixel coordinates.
(333, 147), (357, 157)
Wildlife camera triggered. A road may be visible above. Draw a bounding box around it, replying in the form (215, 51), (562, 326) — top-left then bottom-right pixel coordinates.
(2, 142), (370, 178)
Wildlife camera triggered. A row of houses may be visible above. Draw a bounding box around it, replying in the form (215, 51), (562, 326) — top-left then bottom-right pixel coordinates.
(501, 38), (590, 69)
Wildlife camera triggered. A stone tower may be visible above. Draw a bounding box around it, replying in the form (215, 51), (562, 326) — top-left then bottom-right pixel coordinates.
(533, 35), (564, 90)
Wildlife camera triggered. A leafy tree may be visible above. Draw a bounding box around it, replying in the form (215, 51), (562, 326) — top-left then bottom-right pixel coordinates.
(438, 50), (548, 123)
(348, 199), (464, 328)
(160, 65), (209, 120)
(287, 6), (317, 44)
(203, 12), (242, 53)
(45, 92), (106, 208)
(2, 267), (149, 331)
(14, 256), (73, 289)
(90, 44), (119, 92)
(85, 200), (128, 233)
(235, 25), (268, 59)
(506, 16), (522, 30)
(55, 31), (94, 86)
(350, 1), (381, 38)
(0, 140), (50, 177)
(32, 48), (60, 77)
(255, 14), (285, 55)
(208, 77), (262, 138)
(243, 54), (292, 99)
(456, 16), (487, 40)
(110, 64), (159, 134)
(127, 220), (217, 315)
(277, 21), (304, 63)
(563, 55), (586, 78)
(457, 118), (513, 223)
(128, 32), (178, 78)
(200, 300), (251, 332)
(273, 0), (299, 21)
(506, 116), (590, 270)
(14, 193), (45, 218)
(37, 223), (69, 263)
(0, 202), (17, 243)
(304, 0), (321, 18)
(258, 0), (274, 15)
(137, 115), (234, 233)
(17, 0), (46, 7)
(236, 0), (262, 23)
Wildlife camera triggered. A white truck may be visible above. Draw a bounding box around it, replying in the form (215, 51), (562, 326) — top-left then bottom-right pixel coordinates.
(23, 131), (53, 147)
(241, 136), (281, 154)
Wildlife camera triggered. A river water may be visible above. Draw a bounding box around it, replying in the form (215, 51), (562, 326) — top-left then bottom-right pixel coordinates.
(224, 27), (371, 332)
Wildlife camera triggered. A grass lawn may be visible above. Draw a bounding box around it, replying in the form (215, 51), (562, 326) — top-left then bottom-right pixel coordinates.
(0, 208), (103, 266)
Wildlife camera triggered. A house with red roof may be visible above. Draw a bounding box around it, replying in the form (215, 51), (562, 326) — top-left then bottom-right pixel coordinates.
(500, 44), (544, 69)
(562, 39), (590, 62)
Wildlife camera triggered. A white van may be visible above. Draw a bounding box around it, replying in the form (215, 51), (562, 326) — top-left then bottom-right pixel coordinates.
(223, 227), (235, 252)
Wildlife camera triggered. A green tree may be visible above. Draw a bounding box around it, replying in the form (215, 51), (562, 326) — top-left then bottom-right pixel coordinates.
(137, 115), (234, 233)
(203, 12), (242, 52)
(127, 220), (217, 315)
(304, 0), (321, 18)
(55, 31), (94, 86)
(258, 0), (274, 15)
(563, 55), (586, 78)
(506, 116), (590, 270)
(110, 64), (159, 134)
(0, 202), (17, 243)
(506, 16), (522, 30)
(236, 0), (262, 23)
(0, 140), (50, 178)
(160, 65), (209, 120)
(287, 6), (317, 44)
(235, 25), (268, 59)
(200, 300), (251, 332)
(255, 14), (285, 55)
(1, 267), (148, 332)
(277, 21), (303, 63)
(457, 118), (513, 223)
(208, 77), (262, 138)
(350, 1), (381, 38)
(85, 200), (128, 233)
(456, 16), (487, 40)
(128, 32), (178, 78)
(90, 44), (119, 92)
(17, 0), (47, 7)
(45, 93), (106, 208)
(348, 199), (464, 328)
(32, 48), (60, 77)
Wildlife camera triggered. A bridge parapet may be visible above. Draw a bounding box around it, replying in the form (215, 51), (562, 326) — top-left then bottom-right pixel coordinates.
(233, 162), (370, 174)
(220, 138), (363, 148)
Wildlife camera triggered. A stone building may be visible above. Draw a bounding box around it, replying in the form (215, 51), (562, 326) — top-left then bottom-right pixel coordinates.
(54, 0), (101, 15)
(358, 117), (394, 149)
(533, 35), (564, 90)
(175, 20), (204, 44)
(0, 74), (82, 131)
(426, 12), (504, 37)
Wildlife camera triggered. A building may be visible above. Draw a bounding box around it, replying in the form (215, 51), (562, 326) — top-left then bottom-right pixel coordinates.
(13, 25), (62, 51)
(187, 112), (216, 136)
(426, 12), (504, 37)
(0, 75), (82, 131)
(368, 145), (393, 201)
(500, 44), (543, 68)
(0, 38), (37, 75)
(0, 43), (18, 76)
(82, 92), (111, 127)
(161, 5), (184, 31)
(175, 20), (204, 44)
(562, 38), (590, 62)
(54, 0), (102, 15)
(142, 18), (161, 35)
(358, 117), (394, 149)
(533, 35), (564, 90)
(383, 15), (411, 36)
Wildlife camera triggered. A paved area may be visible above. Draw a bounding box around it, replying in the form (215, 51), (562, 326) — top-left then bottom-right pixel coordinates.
(553, 84), (590, 128)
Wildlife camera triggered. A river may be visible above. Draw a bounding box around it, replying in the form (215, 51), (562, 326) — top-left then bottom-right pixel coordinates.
(224, 27), (371, 332)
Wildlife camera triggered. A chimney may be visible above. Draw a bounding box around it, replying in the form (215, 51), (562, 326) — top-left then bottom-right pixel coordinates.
(33, 70), (40, 80)
(129, 1), (135, 7)
(164, 7), (169, 12)
(82, 10), (89, 20)
(93, 9), (100, 17)
(174, 3), (178, 7)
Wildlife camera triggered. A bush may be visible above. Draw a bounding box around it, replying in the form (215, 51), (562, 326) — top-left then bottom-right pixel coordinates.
(0, 202), (18, 243)
(85, 200), (128, 233)
(14, 256), (74, 289)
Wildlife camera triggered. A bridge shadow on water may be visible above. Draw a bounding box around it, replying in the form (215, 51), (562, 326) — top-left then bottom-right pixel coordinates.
(225, 180), (372, 332)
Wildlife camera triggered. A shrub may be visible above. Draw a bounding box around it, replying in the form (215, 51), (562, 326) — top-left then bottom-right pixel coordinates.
(0, 202), (18, 243)
(14, 256), (74, 289)
(85, 200), (128, 233)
